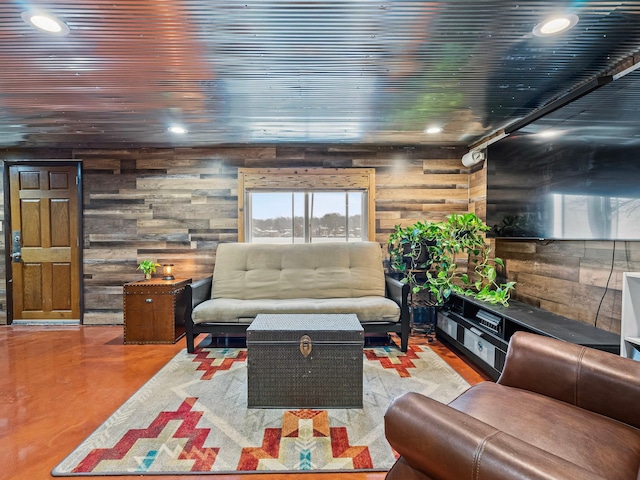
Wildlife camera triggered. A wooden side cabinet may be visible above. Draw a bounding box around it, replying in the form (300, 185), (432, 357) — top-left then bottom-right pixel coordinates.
(123, 278), (192, 344)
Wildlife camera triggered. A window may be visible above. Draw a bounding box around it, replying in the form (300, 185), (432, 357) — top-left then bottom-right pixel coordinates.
(238, 168), (375, 243)
(247, 191), (366, 243)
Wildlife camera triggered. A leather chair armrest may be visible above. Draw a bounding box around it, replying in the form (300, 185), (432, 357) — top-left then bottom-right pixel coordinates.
(385, 392), (607, 480)
(497, 331), (640, 429)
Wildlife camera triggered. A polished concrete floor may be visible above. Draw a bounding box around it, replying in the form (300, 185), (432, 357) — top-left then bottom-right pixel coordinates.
(0, 326), (487, 480)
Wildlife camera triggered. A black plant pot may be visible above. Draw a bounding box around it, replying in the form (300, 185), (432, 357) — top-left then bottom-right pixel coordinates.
(402, 240), (435, 269)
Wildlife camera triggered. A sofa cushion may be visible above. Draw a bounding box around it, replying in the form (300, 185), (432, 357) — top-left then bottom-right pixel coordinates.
(191, 296), (400, 324)
(448, 382), (640, 480)
(211, 242), (386, 300)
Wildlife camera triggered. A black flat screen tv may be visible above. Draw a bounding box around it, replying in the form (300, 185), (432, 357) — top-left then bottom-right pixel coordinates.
(486, 67), (640, 240)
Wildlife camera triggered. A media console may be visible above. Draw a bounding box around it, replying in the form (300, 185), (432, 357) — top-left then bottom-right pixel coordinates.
(437, 292), (621, 380)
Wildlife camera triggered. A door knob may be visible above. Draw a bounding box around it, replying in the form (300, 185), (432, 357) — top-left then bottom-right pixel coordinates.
(11, 231), (21, 262)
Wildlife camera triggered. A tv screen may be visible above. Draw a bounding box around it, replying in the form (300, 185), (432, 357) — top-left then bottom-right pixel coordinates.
(486, 67), (640, 240)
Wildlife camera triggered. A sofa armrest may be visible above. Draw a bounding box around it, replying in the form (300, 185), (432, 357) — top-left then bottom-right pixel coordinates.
(385, 274), (410, 351)
(188, 276), (213, 310)
(184, 277), (212, 329)
(385, 392), (606, 480)
(385, 274), (410, 319)
(184, 276), (213, 353)
(497, 331), (640, 429)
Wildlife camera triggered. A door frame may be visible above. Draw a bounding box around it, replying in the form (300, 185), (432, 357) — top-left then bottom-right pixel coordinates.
(3, 160), (84, 324)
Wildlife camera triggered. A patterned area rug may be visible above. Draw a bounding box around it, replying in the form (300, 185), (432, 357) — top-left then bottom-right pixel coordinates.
(52, 345), (469, 476)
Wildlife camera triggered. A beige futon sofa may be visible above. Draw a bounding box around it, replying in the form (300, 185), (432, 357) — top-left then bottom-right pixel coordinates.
(184, 241), (409, 352)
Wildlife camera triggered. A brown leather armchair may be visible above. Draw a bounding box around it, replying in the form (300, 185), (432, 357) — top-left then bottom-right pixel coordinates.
(384, 331), (640, 480)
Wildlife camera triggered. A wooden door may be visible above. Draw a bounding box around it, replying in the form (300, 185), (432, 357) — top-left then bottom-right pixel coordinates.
(8, 164), (81, 322)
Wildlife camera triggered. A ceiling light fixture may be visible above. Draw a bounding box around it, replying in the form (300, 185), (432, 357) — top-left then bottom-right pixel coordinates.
(21, 10), (70, 36)
(168, 125), (187, 134)
(533, 14), (579, 37)
(424, 126), (442, 135)
(538, 130), (561, 138)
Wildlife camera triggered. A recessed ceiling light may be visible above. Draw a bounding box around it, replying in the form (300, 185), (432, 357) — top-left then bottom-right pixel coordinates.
(424, 126), (442, 135)
(168, 125), (187, 134)
(21, 10), (70, 36)
(533, 14), (579, 37)
(538, 130), (561, 138)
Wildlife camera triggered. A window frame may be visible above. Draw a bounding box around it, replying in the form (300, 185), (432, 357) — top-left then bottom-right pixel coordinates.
(245, 190), (367, 243)
(238, 167), (376, 242)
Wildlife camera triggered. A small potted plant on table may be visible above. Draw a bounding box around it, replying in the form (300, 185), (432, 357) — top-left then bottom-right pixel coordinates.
(137, 260), (160, 280)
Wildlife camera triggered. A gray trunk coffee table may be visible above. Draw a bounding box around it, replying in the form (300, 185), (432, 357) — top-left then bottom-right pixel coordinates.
(246, 313), (364, 408)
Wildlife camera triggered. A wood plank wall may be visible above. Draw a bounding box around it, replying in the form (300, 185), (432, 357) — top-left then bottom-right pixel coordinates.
(0, 147), (635, 334)
(496, 239), (640, 334)
(0, 145), (469, 325)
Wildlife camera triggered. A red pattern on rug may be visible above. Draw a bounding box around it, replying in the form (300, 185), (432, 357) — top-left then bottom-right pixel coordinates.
(72, 397), (218, 473)
(330, 427), (373, 469)
(191, 348), (247, 380)
(237, 409), (373, 471)
(363, 345), (423, 377)
(193, 345), (421, 380)
(236, 428), (282, 470)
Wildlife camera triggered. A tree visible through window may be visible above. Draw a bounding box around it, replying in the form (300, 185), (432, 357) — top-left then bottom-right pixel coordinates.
(238, 168), (375, 243)
(248, 191), (365, 243)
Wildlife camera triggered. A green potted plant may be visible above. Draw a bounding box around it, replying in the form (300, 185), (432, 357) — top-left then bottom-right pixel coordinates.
(388, 221), (438, 275)
(137, 260), (160, 280)
(388, 213), (515, 307)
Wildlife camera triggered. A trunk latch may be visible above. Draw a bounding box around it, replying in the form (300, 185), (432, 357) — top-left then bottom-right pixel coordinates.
(299, 335), (312, 358)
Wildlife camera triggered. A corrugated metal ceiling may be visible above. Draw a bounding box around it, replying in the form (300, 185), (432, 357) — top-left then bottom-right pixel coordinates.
(1, 0), (639, 147)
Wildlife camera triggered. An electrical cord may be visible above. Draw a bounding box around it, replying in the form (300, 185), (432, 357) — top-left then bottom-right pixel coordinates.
(594, 241), (616, 328)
